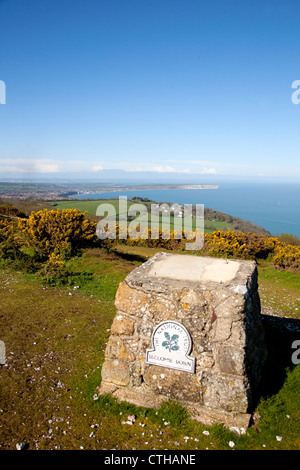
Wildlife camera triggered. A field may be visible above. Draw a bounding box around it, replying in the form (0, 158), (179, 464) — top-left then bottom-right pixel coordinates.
(0, 243), (299, 451)
(258, 263), (300, 317)
(53, 199), (240, 234)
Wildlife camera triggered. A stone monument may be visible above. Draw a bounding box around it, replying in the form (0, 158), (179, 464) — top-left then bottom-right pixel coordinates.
(97, 252), (267, 429)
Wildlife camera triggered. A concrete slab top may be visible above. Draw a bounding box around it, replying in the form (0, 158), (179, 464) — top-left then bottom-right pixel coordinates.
(147, 254), (241, 284)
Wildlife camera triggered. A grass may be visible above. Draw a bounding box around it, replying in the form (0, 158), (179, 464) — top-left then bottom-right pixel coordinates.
(54, 199), (127, 216)
(256, 365), (300, 448)
(64, 248), (135, 299)
(0, 247), (299, 450)
(257, 262), (300, 318)
(52, 199), (231, 233)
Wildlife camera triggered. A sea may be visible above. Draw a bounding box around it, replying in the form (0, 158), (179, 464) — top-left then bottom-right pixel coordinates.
(72, 182), (300, 237)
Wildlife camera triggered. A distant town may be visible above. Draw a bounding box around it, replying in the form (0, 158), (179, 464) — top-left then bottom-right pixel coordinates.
(0, 182), (218, 201)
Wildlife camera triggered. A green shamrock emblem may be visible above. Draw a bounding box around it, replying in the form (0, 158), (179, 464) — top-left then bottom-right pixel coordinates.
(162, 332), (179, 352)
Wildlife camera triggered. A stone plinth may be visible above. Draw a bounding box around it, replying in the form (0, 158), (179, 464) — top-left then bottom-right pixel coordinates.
(97, 252), (267, 429)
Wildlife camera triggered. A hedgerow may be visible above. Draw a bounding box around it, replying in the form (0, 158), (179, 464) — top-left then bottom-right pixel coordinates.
(1, 209), (300, 276)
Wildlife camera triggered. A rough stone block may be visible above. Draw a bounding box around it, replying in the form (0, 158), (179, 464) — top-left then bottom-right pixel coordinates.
(110, 314), (135, 336)
(98, 252), (267, 429)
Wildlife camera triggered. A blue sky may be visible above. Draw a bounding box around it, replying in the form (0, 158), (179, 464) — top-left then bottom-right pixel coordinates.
(0, 0), (300, 182)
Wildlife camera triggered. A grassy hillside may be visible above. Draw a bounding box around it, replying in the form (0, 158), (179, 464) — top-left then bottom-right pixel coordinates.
(0, 198), (299, 450)
(52, 198), (231, 234)
(258, 263), (300, 317)
(0, 246), (299, 450)
(52, 198), (269, 235)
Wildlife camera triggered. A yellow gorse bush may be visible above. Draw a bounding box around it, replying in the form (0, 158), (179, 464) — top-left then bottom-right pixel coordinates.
(99, 223), (203, 250)
(202, 230), (300, 272)
(273, 243), (300, 272)
(1, 209), (299, 274)
(0, 217), (15, 233)
(18, 208), (96, 259)
(0, 217), (24, 258)
(203, 230), (279, 259)
(47, 252), (66, 267)
(99, 226), (300, 271)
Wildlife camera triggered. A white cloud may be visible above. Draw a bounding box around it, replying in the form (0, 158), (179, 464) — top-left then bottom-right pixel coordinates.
(200, 168), (217, 174)
(0, 158), (217, 176)
(125, 164), (217, 175)
(93, 164), (103, 172)
(0, 158), (32, 173)
(0, 158), (59, 173)
(0, 158), (104, 174)
(35, 162), (59, 173)
(151, 165), (177, 173)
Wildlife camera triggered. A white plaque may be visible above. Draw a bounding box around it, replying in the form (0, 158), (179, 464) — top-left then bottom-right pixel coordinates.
(146, 321), (195, 373)
(0, 341), (5, 365)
